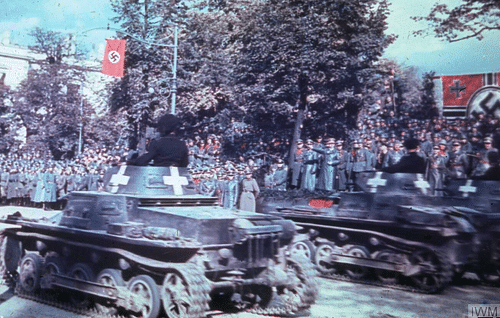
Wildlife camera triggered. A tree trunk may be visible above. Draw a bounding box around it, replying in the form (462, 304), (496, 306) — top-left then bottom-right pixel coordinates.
(288, 73), (308, 168)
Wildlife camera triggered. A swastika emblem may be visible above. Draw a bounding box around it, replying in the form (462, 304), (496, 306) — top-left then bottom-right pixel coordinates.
(468, 86), (500, 119)
(108, 51), (121, 64)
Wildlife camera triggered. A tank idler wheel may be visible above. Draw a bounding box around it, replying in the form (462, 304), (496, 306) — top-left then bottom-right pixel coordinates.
(314, 243), (339, 275)
(373, 249), (399, 284)
(288, 240), (315, 260)
(277, 255), (319, 313)
(128, 274), (161, 318)
(409, 250), (451, 293)
(68, 263), (95, 309)
(161, 265), (210, 318)
(19, 253), (43, 293)
(95, 269), (125, 315)
(344, 246), (370, 280)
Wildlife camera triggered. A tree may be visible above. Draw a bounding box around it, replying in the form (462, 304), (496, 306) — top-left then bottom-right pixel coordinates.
(28, 27), (87, 63)
(231, 0), (396, 134)
(413, 0), (500, 42)
(109, 0), (188, 151)
(10, 28), (122, 158)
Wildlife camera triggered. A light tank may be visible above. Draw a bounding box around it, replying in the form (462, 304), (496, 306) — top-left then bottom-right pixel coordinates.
(257, 171), (483, 293)
(0, 165), (318, 318)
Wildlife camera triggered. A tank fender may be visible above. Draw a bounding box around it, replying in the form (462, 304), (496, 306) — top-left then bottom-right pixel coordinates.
(448, 215), (477, 233)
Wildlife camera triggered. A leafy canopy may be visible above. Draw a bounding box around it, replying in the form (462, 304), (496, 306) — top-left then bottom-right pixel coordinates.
(413, 0), (500, 42)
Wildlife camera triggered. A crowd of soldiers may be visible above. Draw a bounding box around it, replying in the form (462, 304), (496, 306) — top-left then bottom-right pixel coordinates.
(0, 144), (127, 209)
(186, 114), (499, 201)
(1, 113), (499, 211)
(283, 115), (500, 194)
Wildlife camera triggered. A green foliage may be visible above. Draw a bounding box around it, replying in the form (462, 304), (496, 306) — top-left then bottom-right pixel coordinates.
(177, 0), (396, 135)
(420, 71), (437, 117)
(109, 0), (188, 148)
(413, 0), (500, 42)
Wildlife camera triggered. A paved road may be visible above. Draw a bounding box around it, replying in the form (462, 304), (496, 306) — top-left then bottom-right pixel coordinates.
(0, 276), (498, 318)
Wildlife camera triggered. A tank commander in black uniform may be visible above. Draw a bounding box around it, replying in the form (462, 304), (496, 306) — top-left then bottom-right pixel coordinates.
(128, 114), (189, 167)
(382, 138), (426, 174)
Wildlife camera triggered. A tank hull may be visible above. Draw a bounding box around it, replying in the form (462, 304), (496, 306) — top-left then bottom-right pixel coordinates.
(0, 166), (319, 317)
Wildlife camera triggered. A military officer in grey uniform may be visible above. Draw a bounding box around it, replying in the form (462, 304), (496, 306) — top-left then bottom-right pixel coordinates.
(448, 140), (468, 179)
(272, 159), (288, 191)
(0, 167), (9, 205)
(222, 171), (239, 209)
(301, 139), (319, 191)
(336, 140), (348, 191)
(314, 138), (340, 191)
(290, 139), (305, 188)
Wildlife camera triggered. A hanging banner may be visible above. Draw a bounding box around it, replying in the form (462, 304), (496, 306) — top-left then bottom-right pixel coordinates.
(102, 39), (126, 77)
(438, 72), (500, 118)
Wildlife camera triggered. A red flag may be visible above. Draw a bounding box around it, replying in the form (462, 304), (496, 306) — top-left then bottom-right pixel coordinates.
(102, 39), (126, 77)
(441, 74), (483, 107)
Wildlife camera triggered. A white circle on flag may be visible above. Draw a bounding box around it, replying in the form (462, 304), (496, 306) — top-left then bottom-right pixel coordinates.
(108, 51), (121, 64)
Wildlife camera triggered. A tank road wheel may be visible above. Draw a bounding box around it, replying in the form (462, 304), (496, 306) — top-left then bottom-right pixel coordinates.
(68, 263), (95, 308)
(18, 253), (43, 293)
(344, 246), (370, 280)
(373, 250), (399, 285)
(0, 235), (22, 288)
(40, 256), (65, 289)
(161, 265), (210, 318)
(314, 243), (339, 275)
(276, 255), (318, 314)
(288, 241), (315, 260)
(95, 269), (125, 315)
(409, 250), (452, 293)
(128, 275), (161, 318)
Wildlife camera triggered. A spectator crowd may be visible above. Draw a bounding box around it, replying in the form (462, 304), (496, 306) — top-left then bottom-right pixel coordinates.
(0, 111), (499, 212)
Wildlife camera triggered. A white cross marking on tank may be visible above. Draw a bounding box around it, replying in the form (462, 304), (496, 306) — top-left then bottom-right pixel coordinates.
(367, 172), (387, 193)
(459, 180), (476, 197)
(109, 165), (130, 193)
(163, 167), (189, 195)
(414, 174), (430, 195)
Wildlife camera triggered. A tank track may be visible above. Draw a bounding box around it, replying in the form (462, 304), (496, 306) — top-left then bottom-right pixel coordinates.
(318, 248), (454, 294)
(247, 255), (319, 316)
(0, 235), (18, 289)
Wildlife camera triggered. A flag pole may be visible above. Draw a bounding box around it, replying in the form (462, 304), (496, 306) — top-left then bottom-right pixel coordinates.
(170, 25), (178, 115)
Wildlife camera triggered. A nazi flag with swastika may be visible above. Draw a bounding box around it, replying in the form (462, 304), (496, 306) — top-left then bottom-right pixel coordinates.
(102, 39), (126, 77)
